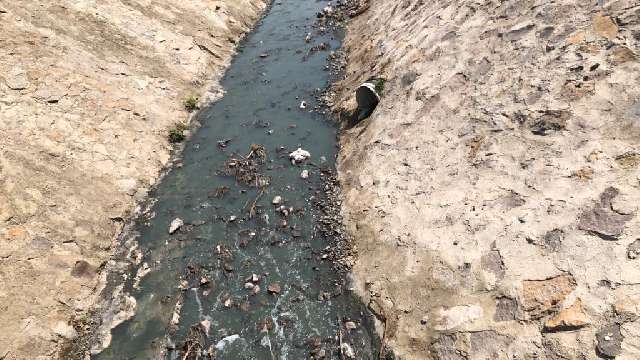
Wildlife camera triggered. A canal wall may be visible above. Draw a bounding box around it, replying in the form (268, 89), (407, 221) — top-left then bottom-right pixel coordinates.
(0, 1), (267, 358)
(335, 0), (640, 358)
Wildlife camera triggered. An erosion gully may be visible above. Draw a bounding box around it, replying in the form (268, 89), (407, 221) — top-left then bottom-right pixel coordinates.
(95, 1), (377, 359)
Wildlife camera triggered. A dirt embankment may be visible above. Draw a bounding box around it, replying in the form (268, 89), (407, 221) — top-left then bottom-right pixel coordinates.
(335, 0), (640, 358)
(0, 1), (266, 358)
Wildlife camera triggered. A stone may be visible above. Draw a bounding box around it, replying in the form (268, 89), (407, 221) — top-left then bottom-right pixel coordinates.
(300, 169), (309, 179)
(345, 321), (357, 330)
(593, 14), (619, 40)
(267, 283), (281, 294)
(494, 297), (518, 322)
(544, 299), (590, 331)
(52, 322), (78, 340)
(168, 218), (183, 234)
(577, 187), (632, 240)
(5, 71), (30, 90)
(70, 260), (96, 278)
(435, 304), (483, 330)
(627, 239), (640, 259)
(543, 229), (564, 252)
(530, 110), (570, 135)
(481, 250), (505, 279)
(596, 324), (623, 358)
(272, 196), (282, 205)
(521, 275), (577, 318)
(608, 45), (638, 66)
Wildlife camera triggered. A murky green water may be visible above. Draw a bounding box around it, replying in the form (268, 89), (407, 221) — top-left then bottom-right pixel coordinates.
(95, 1), (377, 359)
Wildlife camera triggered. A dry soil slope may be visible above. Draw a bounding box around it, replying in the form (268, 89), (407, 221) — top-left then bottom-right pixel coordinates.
(0, 1), (266, 359)
(336, 0), (640, 358)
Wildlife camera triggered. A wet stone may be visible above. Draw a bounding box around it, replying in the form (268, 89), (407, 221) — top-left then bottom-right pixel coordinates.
(267, 283), (281, 294)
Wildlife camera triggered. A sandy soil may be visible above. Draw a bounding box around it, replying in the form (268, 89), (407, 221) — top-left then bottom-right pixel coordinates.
(334, 0), (640, 358)
(0, 1), (266, 358)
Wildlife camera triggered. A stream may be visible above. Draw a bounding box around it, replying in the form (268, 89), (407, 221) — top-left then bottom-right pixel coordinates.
(94, 1), (378, 359)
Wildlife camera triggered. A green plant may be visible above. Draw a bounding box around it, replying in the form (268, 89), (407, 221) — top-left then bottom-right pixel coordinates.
(168, 123), (188, 143)
(183, 95), (199, 112)
(374, 78), (386, 94)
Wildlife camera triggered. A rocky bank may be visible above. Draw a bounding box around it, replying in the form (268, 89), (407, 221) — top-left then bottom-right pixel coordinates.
(0, 1), (266, 358)
(335, 0), (640, 358)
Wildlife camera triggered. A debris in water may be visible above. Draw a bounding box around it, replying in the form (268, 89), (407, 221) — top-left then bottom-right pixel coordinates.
(133, 262), (151, 289)
(199, 319), (211, 336)
(215, 334), (240, 350)
(341, 342), (356, 358)
(289, 148), (311, 164)
(267, 283), (282, 294)
(168, 218), (184, 234)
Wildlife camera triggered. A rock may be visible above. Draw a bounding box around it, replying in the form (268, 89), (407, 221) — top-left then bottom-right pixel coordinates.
(299, 101), (307, 109)
(272, 195), (283, 205)
(267, 283), (281, 294)
(289, 148), (311, 163)
(543, 229), (564, 252)
(544, 299), (590, 331)
(608, 45), (638, 66)
(345, 321), (357, 330)
(355, 82), (380, 121)
(52, 322), (78, 340)
(244, 282), (254, 289)
(435, 304), (483, 330)
(494, 297), (518, 322)
(5, 71), (30, 90)
(168, 218), (183, 234)
(252, 285), (261, 295)
(627, 239), (640, 259)
(596, 324), (623, 358)
(199, 319), (211, 336)
(480, 250), (505, 279)
(593, 14), (618, 40)
(578, 187), (632, 240)
(530, 110), (570, 135)
(521, 275), (577, 318)
(300, 169), (309, 179)
(70, 260), (96, 278)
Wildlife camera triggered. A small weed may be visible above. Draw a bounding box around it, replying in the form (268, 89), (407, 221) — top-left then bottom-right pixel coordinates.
(374, 78), (386, 94)
(183, 95), (199, 112)
(169, 123), (188, 143)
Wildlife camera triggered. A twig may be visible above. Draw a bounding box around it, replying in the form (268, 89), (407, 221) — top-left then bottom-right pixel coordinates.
(338, 318), (344, 360)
